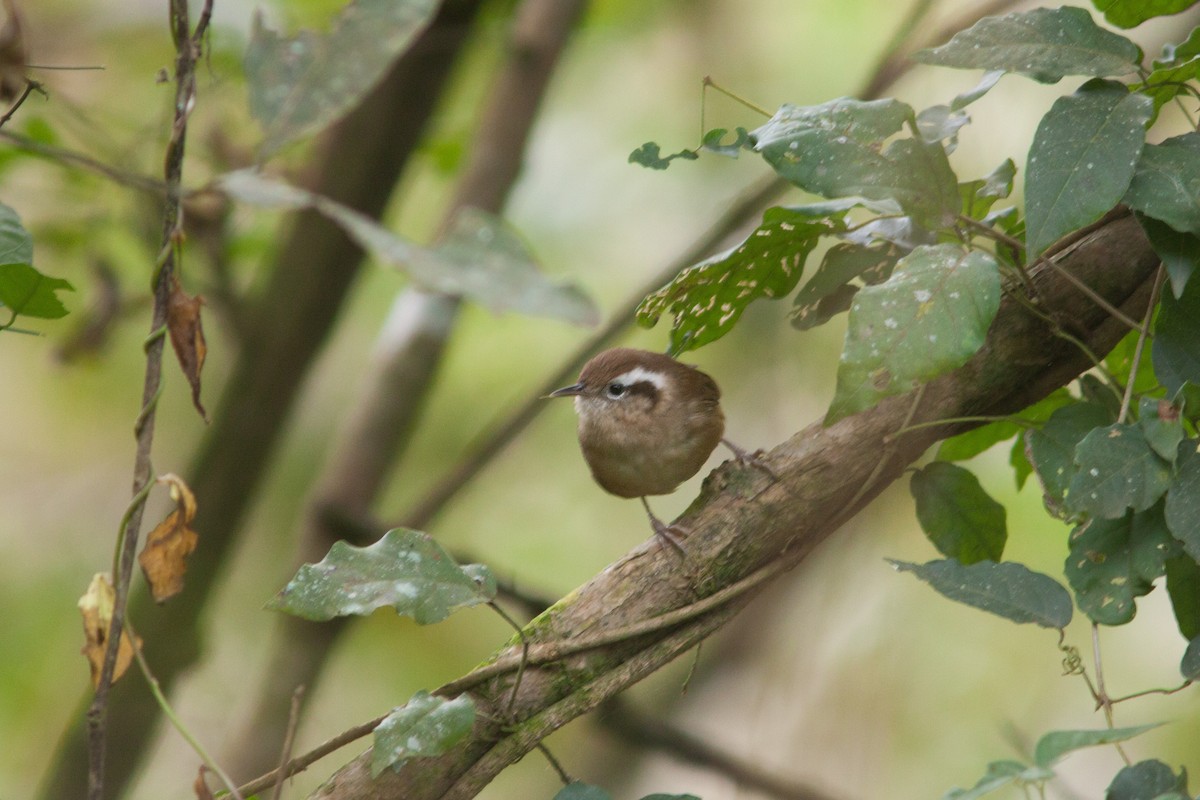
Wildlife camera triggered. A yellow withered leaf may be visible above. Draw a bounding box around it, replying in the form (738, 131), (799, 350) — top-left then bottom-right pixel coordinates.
(78, 573), (141, 689)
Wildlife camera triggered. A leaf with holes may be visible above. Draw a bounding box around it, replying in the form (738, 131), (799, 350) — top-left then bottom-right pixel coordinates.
(1139, 397), (1183, 462)
(791, 242), (899, 331)
(911, 462), (1007, 564)
(266, 528), (496, 623)
(371, 691), (475, 776)
(913, 6), (1141, 82)
(246, 0), (438, 156)
(1065, 503), (1179, 626)
(827, 244), (1000, 423)
(1024, 80), (1152, 257)
(1124, 133), (1200, 237)
(748, 98), (959, 228)
(628, 141), (699, 170)
(637, 204), (843, 353)
(890, 558), (1073, 628)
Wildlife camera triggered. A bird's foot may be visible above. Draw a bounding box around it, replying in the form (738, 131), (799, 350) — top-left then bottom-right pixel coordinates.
(641, 497), (688, 558)
(721, 438), (780, 483)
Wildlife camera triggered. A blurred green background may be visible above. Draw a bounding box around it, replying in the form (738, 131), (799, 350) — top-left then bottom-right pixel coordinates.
(1, 0), (1198, 798)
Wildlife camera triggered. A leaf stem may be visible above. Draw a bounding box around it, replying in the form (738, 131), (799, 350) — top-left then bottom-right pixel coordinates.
(128, 620), (244, 800)
(1118, 266), (1164, 424)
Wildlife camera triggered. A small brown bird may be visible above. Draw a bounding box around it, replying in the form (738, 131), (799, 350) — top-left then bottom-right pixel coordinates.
(549, 347), (732, 553)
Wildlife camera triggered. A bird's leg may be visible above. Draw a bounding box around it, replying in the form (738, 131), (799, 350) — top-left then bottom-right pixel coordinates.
(721, 437), (780, 483)
(640, 496), (687, 557)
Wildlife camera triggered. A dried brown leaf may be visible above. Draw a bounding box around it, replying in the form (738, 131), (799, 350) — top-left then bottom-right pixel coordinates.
(193, 765), (215, 800)
(138, 473), (199, 603)
(167, 275), (208, 420)
(77, 573), (141, 688)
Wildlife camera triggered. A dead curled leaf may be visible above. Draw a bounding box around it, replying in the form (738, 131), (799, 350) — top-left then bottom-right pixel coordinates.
(138, 473), (199, 603)
(78, 573), (141, 689)
(166, 275), (208, 421)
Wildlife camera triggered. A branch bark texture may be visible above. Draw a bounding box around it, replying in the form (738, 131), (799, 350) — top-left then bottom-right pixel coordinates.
(313, 212), (1159, 798)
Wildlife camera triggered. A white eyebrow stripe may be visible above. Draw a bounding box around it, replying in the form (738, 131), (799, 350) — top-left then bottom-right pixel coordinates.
(613, 366), (667, 391)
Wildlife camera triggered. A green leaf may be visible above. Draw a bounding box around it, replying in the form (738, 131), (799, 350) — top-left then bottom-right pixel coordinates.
(749, 98), (959, 228)
(1124, 133), (1200, 237)
(1067, 423), (1171, 518)
(370, 691), (475, 776)
(959, 159), (1017, 221)
(1095, 0), (1197, 28)
(913, 6), (1142, 82)
(1165, 555), (1200, 640)
(791, 242), (898, 331)
(827, 244), (1001, 423)
(937, 389), (1072, 462)
(890, 558), (1073, 629)
(0, 201), (32, 265)
(1138, 397), (1184, 462)
(700, 127), (750, 158)
(1011, 433), (1034, 490)
(1027, 402), (1115, 514)
(1066, 503), (1180, 625)
(217, 170), (598, 326)
(1033, 724), (1163, 768)
(1182, 633), (1200, 679)
(266, 528), (497, 623)
(628, 142), (700, 170)
(1024, 79), (1152, 257)
(0, 263), (73, 322)
(637, 205), (843, 353)
(1153, 272), (1200, 395)
(944, 760), (1054, 800)
(1165, 440), (1200, 561)
(246, 0), (438, 156)
(1138, 214), (1200, 298)
(554, 784), (613, 800)
(1138, 33), (1200, 118)
(1107, 327), (1167, 398)
(1106, 759), (1190, 800)
(911, 463), (1007, 564)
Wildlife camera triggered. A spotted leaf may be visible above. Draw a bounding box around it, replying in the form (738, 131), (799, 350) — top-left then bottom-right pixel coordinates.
(638, 204), (844, 354)
(827, 244), (1000, 423)
(266, 528), (496, 623)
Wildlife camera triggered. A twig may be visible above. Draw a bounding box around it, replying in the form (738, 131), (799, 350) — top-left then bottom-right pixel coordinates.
(0, 79), (42, 130)
(84, 3), (203, 798)
(536, 743), (572, 785)
(1091, 624), (1132, 766)
(1117, 266), (1164, 424)
(236, 714), (388, 798)
(0, 130), (167, 194)
(270, 686), (306, 800)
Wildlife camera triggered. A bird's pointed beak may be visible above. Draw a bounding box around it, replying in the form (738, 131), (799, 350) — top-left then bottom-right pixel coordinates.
(545, 382), (585, 399)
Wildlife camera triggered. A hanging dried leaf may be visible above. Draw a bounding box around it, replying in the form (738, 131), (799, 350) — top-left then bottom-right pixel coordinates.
(166, 275), (208, 421)
(0, 0), (28, 103)
(77, 573), (141, 688)
(193, 766), (215, 800)
(138, 473), (199, 603)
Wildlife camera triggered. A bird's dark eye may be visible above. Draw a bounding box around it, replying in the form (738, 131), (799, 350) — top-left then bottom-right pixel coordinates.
(606, 382), (626, 398)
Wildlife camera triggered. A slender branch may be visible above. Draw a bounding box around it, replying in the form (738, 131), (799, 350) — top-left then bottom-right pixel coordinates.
(84, 3), (201, 797)
(271, 686), (305, 800)
(0, 129), (167, 194)
(236, 715), (389, 798)
(0, 79), (42, 129)
(1118, 266), (1164, 424)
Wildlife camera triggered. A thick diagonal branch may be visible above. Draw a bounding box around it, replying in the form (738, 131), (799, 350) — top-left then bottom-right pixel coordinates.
(312, 213), (1159, 799)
